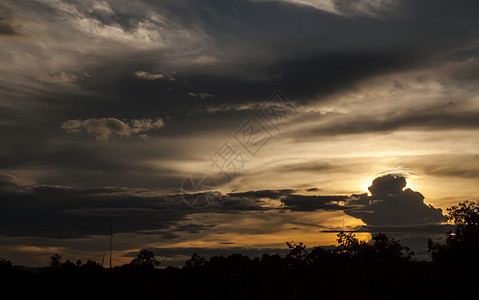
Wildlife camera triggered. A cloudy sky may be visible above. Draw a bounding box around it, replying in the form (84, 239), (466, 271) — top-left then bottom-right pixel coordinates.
(1, 0), (478, 266)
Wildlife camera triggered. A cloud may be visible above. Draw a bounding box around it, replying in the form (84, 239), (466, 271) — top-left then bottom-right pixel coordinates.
(257, 0), (339, 14)
(0, 173), (277, 239)
(36, 72), (78, 83)
(40, 0), (161, 45)
(334, 0), (397, 17)
(254, 0), (397, 17)
(0, 172), (451, 264)
(133, 71), (164, 80)
(282, 194), (347, 211)
(88, 0), (114, 16)
(346, 175), (444, 226)
(0, 20), (19, 36)
(188, 92), (215, 99)
(0, 173), (182, 238)
(61, 118), (165, 141)
(226, 189), (347, 212)
(0, 3), (21, 36)
(36, 0), (209, 52)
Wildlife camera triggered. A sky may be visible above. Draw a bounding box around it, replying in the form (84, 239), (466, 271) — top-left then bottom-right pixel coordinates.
(1, 0), (479, 266)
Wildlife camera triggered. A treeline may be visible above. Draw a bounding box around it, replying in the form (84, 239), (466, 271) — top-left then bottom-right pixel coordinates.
(2, 201), (479, 299)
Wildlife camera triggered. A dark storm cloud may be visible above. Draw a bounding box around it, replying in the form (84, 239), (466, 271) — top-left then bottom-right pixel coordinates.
(0, 174), (287, 238)
(2, 173), (443, 240)
(28, 0), (478, 121)
(38, 48), (408, 132)
(0, 172), (452, 263)
(346, 175), (444, 226)
(0, 172), (447, 239)
(1, 0), (479, 194)
(281, 194), (347, 211)
(69, 46), (415, 117)
(223, 175), (445, 227)
(0, 173), (195, 238)
(225, 189), (347, 211)
(298, 108), (479, 138)
(409, 154), (479, 180)
(227, 189), (294, 199)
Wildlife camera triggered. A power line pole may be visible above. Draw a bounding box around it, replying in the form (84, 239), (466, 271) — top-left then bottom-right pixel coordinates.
(109, 223), (113, 268)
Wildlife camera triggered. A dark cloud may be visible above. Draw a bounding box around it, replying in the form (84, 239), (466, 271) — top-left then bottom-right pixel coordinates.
(0, 171), (456, 263)
(0, 173), (446, 239)
(0, 22), (18, 36)
(409, 154), (479, 180)
(4, 173), (441, 241)
(1, 0), (478, 193)
(227, 189), (294, 199)
(346, 175), (444, 226)
(0, 5), (20, 36)
(0, 173), (187, 238)
(224, 189), (347, 211)
(0, 175), (290, 239)
(299, 109), (479, 138)
(281, 194), (347, 211)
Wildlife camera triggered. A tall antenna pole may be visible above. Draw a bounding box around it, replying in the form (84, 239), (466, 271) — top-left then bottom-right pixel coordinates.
(109, 223), (113, 268)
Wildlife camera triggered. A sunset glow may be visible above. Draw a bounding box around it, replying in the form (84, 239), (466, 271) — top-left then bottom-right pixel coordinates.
(0, 0), (478, 269)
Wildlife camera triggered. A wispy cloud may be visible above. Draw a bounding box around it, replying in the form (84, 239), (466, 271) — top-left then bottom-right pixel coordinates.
(61, 118), (165, 141)
(188, 92), (215, 99)
(253, 0), (396, 17)
(133, 71), (164, 80)
(36, 72), (78, 83)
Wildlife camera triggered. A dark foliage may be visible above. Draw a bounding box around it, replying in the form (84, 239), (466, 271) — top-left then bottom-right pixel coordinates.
(429, 200), (479, 263)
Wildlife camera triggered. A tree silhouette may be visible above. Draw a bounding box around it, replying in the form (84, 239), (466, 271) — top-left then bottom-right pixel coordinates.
(286, 241), (308, 262)
(331, 231), (414, 261)
(0, 258), (13, 274)
(130, 249), (160, 267)
(336, 231), (368, 255)
(370, 233), (414, 260)
(184, 253), (207, 268)
(1, 230), (477, 299)
(428, 200), (479, 263)
(49, 254), (62, 268)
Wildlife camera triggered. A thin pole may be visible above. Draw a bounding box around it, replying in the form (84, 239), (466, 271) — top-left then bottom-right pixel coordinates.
(109, 224), (112, 268)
